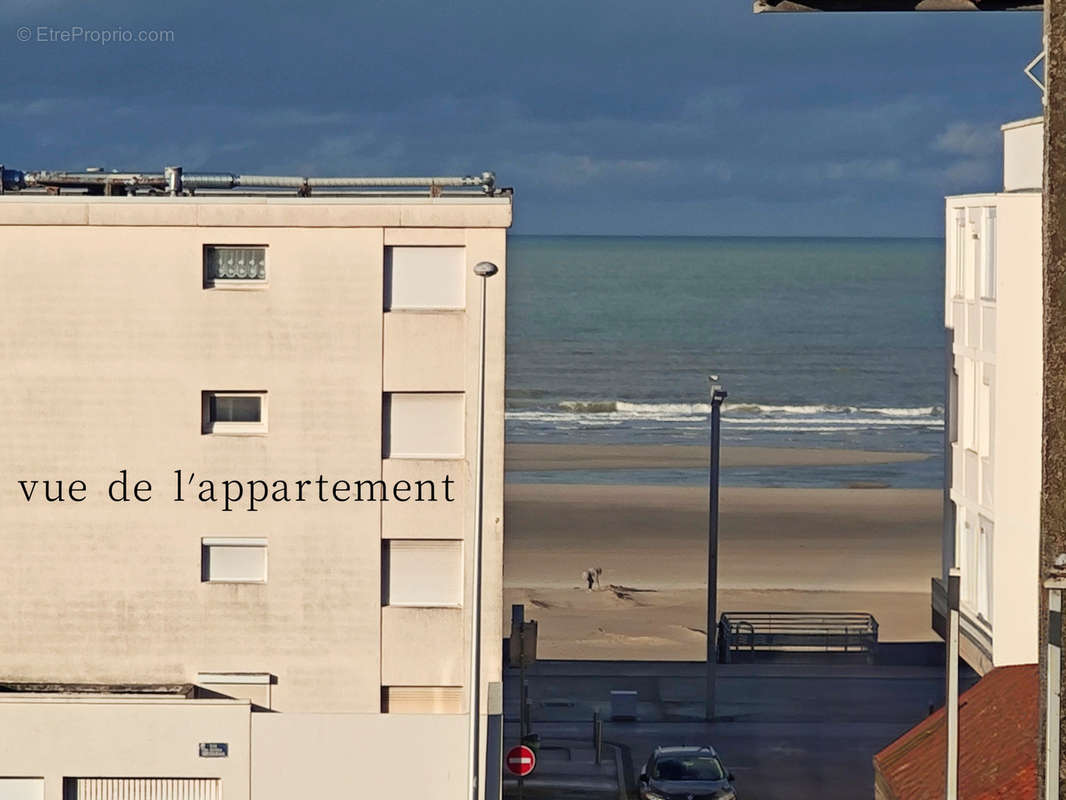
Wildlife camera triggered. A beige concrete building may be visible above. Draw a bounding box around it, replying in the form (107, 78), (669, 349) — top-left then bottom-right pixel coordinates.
(932, 118), (1043, 674)
(0, 174), (511, 800)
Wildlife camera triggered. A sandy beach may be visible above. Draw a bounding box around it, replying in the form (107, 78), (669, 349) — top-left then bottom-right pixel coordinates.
(503, 445), (941, 659)
(507, 442), (931, 471)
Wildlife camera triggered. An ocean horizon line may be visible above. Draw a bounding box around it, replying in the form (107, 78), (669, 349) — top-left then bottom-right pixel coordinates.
(508, 232), (944, 242)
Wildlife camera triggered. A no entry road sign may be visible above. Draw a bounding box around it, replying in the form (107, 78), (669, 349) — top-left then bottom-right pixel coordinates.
(505, 744), (536, 777)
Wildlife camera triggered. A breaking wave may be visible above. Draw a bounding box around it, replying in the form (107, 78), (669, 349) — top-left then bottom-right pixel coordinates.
(505, 399), (944, 431)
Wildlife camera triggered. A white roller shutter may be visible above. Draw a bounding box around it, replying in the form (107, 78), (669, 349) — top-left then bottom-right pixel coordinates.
(383, 392), (465, 459)
(382, 686), (462, 713)
(384, 246), (466, 310)
(384, 539), (462, 606)
(69, 778), (220, 800)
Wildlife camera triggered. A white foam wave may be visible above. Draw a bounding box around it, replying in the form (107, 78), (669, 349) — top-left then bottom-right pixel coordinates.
(860, 406), (943, 417)
(506, 400), (944, 426)
(725, 416), (941, 427)
(725, 403), (855, 415)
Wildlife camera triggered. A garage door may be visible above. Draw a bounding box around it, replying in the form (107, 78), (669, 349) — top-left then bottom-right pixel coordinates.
(0, 778), (43, 800)
(66, 778), (219, 800)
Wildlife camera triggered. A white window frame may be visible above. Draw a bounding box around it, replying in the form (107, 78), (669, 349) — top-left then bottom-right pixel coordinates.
(948, 367), (959, 445)
(976, 517), (993, 625)
(961, 518), (977, 610)
(202, 537), (268, 584)
(978, 371), (992, 459)
(961, 360), (977, 453)
(952, 209), (966, 299)
(981, 207), (997, 301)
(202, 391), (268, 435)
(203, 245), (269, 290)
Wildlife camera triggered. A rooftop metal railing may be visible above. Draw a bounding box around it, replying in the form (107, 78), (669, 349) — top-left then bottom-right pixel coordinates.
(0, 165), (500, 197)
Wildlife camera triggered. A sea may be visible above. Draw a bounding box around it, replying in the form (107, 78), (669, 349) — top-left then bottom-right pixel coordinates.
(505, 235), (946, 489)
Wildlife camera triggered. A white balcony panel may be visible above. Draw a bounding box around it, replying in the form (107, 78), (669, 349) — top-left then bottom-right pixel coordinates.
(967, 303), (980, 350)
(952, 300), (966, 346)
(965, 449), (980, 501)
(981, 306), (996, 356)
(981, 456), (994, 508)
(951, 443), (964, 492)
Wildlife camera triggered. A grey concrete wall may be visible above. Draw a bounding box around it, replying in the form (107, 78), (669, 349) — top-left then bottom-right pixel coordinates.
(0, 698), (251, 800)
(251, 712), (468, 800)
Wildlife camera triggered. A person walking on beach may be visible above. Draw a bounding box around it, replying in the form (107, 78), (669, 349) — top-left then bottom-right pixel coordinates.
(582, 567), (602, 591)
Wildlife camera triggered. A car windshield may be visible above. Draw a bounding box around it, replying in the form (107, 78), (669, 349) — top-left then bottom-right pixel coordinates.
(652, 755), (726, 782)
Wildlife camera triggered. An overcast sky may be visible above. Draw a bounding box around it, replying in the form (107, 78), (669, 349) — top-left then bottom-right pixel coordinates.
(0, 0), (1043, 236)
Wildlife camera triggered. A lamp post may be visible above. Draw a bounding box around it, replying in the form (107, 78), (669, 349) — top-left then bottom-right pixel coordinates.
(945, 566), (960, 800)
(468, 261), (498, 800)
(706, 378), (727, 721)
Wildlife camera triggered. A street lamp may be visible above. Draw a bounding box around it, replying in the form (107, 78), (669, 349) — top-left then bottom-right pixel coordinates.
(706, 377), (727, 721)
(946, 566), (960, 800)
(469, 260), (498, 800)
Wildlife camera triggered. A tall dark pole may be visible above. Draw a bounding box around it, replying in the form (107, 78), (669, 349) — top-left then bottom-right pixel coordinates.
(469, 261), (498, 800)
(946, 567), (960, 800)
(706, 379), (727, 721)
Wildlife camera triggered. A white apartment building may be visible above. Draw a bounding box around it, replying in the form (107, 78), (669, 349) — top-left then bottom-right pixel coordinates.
(932, 118), (1043, 674)
(0, 169), (510, 800)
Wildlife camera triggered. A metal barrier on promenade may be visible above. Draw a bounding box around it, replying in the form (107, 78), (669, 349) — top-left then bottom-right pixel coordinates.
(719, 611), (879, 663)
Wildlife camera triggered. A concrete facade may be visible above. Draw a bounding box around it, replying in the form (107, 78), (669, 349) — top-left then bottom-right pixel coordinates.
(934, 119), (1043, 675)
(0, 193), (511, 799)
(0, 696), (252, 800)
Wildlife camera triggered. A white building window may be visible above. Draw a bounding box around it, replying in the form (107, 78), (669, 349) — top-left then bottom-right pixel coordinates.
(383, 392), (464, 458)
(981, 208), (997, 300)
(953, 210), (966, 299)
(204, 246), (267, 288)
(202, 391), (267, 435)
(202, 538), (267, 583)
(381, 685), (462, 714)
(384, 246), (466, 310)
(977, 517), (993, 624)
(383, 539), (462, 606)
(961, 360), (977, 452)
(948, 368), (959, 445)
(978, 373), (992, 459)
(961, 518), (977, 609)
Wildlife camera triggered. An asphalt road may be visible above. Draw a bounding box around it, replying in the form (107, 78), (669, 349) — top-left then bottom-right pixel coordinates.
(503, 656), (973, 800)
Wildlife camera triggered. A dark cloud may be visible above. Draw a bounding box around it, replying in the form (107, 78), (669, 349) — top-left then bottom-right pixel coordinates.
(0, 0), (1043, 235)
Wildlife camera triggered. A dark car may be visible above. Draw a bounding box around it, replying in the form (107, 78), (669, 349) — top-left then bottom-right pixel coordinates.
(638, 745), (738, 800)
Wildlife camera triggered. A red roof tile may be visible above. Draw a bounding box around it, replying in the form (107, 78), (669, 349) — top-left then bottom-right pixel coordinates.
(874, 663), (1039, 800)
